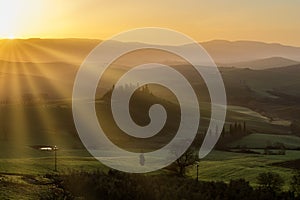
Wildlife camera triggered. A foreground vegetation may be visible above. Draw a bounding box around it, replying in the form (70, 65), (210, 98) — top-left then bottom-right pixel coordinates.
(2, 170), (299, 200)
(0, 77), (298, 198)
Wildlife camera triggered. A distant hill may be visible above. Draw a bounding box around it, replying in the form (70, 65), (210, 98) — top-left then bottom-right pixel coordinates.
(1, 38), (300, 128)
(200, 40), (300, 63)
(0, 38), (100, 64)
(1, 39), (300, 64)
(0, 59), (77, 100)
(220, 57), (300, 70)
(219, 64), (300, 97)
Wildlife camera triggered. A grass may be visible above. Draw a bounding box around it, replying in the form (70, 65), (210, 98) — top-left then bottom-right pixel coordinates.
(0, 101), (297, 197)
(1, 148), (299, 187)
(0, 148), (300, 198)
(189, 150), (300, 190)
(225, 105), (290, 134)
(0, 149), (107, 175)
(229, 133), (300, 149)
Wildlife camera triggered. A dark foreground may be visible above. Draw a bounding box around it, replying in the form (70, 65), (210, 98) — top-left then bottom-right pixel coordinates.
(1, 170), (298, 200)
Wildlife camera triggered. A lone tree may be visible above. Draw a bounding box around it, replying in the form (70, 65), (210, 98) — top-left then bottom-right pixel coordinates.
(173, 148), (198, 177)
(291, 170), (300, 195)
(257, 172), (284, 191)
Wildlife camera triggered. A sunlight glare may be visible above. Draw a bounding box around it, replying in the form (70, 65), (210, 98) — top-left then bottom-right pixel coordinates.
(0, 0), (20, 38)
(8, 34), (15, 39)
(0, 0), (42, 39)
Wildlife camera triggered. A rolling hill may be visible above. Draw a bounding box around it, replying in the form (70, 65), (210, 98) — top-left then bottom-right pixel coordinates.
(200, 40), (300, 63)
(1, 39), (300, 65)
(229, 133), (300, 149)
(220, 57), (300, 70)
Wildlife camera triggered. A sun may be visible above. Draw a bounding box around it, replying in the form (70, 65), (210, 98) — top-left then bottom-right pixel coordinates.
(0, 0), (28, 39)
(8, 34), (15, 40)
(0, 1), (17, 39)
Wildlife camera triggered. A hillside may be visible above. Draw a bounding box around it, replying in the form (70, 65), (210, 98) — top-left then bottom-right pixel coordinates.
(229, 133), (300, 149)
(1, 39), (300, 64)
(0, 39), (100, 64)
(0, 58), (300, 128)
(201, 40), (300, 63)
(220, 57), (300, 70)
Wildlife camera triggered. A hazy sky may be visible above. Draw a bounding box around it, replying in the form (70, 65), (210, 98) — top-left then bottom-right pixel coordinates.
(1, 0), (300, 46)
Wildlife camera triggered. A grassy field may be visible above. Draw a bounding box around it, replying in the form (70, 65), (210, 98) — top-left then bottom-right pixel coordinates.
(189, 150), (300, 190)
(0, 149), (299, 194)
(0, 101), (290, 157)
(229, 133), (300, 149)
(0, 101), (297, 198)
(225, 105), (290, 134)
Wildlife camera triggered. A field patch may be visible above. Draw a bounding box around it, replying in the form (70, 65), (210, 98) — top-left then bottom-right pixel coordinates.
(229, 133), (300, 149)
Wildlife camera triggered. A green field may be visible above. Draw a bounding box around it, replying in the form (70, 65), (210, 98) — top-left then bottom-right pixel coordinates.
(0, 101), (298, 198)
(225, 105), (290, 134)
(0, 100), (290, 155)
(229, 133), (300, 149)
(189, 150), (300, 190)
(0, 148), (299, 197)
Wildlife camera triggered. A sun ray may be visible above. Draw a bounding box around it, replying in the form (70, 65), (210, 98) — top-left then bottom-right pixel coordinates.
(22, 40), (77, 98)
(23, 39), (86, 64)
(13, 45), (60, 148)
(0, 42), (12, 147)
(1, 42), (32, 158)
(0, 38), (82, 159)
(14, 41), (78, 151)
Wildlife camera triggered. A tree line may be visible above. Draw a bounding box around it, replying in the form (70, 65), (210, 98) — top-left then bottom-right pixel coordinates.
(41, 170), (300, 200)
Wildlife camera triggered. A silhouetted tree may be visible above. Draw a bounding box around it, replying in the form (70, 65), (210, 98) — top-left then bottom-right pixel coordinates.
(243, 121), (247, 134)
(291, 171), (300, 196)
(49, 171), (298, 200)
(229, 124), (233, 135)
(257, 172), (284, 191)
(221, 126), (226, 138)
(234, 122), (238, 134)
(174, 148), (198, 177)
(237, 123), (242, 133)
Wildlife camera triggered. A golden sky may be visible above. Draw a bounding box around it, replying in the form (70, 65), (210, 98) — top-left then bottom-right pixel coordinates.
(1, 0), (300, 46)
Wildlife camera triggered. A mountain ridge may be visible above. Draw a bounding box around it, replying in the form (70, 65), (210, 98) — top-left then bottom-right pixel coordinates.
(219, 57), (300, 70)
(1, 38), (300, 65)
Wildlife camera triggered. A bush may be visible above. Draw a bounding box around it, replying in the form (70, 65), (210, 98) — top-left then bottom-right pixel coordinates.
(257, 172), (284, 191)
(291, 171), (300, 196)
(47, 170), (299, 200)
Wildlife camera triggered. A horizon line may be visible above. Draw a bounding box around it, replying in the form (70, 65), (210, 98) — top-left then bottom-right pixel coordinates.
(0, 37), (299, 48)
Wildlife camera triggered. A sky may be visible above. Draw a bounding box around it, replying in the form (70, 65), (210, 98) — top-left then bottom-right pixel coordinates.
(0, 0), (300, 46)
